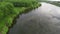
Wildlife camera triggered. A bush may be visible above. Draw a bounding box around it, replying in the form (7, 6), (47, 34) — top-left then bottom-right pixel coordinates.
(4, 0), (39, 7)
(0, 2), (16, 18)
(0, 2), (15, 31)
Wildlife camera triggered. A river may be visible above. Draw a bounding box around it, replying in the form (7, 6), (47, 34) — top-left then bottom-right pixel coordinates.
(8, 2), (60, 34)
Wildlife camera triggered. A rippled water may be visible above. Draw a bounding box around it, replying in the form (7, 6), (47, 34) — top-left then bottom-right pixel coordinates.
(8, 2), (60, 34)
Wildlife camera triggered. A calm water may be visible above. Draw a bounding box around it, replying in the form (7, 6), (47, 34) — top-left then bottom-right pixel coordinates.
(8, 2), (60, 34)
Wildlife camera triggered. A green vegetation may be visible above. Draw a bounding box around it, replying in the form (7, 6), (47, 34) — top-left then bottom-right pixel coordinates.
(46, 1), (60, 7)
(0, 0), (41, 34)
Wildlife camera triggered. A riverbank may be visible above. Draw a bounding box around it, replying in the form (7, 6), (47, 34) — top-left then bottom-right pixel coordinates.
(0, 0), (41, 34)
(8, 2), (60, 34)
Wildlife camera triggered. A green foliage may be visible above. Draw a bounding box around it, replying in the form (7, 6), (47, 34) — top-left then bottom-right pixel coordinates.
(4, 0), (39, 7)
(0, 2), (15, 32)
(1, 26), (8, 34)
(0, 2), (16, 17)
(0, 0), (40, 34)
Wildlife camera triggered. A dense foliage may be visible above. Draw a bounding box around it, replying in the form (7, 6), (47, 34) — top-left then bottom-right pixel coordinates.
(0, 0), (40, 34)
(0, 2), (14, 34)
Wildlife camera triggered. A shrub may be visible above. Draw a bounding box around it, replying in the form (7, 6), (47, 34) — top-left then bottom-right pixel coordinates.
(0, 2), (16, 17)
(0, 2), (15, 31)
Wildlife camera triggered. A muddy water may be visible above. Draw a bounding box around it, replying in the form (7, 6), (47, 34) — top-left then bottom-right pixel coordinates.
(8, 2), (60, 34)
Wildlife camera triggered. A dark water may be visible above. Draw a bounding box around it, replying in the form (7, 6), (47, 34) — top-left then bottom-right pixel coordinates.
(8, 2), (60, 34)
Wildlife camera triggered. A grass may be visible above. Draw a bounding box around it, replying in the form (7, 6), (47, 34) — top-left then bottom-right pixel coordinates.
(0, 0), (41, 34)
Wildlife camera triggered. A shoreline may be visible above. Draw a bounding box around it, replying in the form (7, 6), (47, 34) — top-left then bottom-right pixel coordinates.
(1, 3), (41, 34)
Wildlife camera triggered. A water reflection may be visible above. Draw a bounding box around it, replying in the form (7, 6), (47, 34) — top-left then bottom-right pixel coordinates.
(8, 2), (60, 34)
